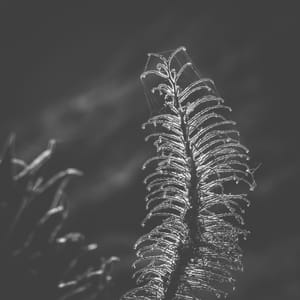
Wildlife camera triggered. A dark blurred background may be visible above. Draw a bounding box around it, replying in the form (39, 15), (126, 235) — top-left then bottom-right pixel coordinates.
(0, 1), (299, 299)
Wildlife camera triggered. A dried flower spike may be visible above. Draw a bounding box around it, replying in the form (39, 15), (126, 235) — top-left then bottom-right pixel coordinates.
(123, 47), (256, 300)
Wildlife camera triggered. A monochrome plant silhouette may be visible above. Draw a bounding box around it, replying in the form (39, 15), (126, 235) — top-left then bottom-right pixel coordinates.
(122, 47), (256, 300)
(0, 46), (256, 300)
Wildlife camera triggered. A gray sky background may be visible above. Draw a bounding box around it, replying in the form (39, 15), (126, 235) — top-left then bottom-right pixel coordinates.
(0, 2), (299, 299)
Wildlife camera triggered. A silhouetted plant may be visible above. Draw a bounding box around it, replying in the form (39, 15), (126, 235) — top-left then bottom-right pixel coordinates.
(0, 135), (118, 300)
(122, 47), (256, 300)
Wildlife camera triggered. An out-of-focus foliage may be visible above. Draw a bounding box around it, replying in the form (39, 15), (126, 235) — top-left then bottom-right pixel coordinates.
(0, 136), (118, 300)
